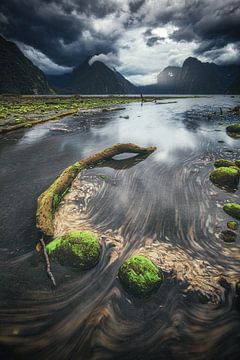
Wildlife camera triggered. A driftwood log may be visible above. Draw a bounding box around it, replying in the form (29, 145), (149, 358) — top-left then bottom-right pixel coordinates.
(36, 143), (156, 236)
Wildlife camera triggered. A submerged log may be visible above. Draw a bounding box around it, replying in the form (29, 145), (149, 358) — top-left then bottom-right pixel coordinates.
(36, 143), (156, 236)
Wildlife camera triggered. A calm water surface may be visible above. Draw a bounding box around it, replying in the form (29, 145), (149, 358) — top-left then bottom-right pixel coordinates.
(0, 96), (240, 359)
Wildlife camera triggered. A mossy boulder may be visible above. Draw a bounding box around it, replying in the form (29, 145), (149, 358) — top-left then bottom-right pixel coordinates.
(214, 159), (235, 168)
(118, 255), (163, 297)
(227, 221), (238, 230)
(220, 230), (237, 243)
(235, 160), (240, 168)
(226, 124), (240, 138)
(209, 167), (239, 190)
(46, 231), (101, 269)
(223, 203), (240, 220)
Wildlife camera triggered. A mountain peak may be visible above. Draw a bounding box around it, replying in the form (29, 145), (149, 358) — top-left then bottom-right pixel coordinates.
(183, 57), (202, 67)
(50, 58), (137, 94)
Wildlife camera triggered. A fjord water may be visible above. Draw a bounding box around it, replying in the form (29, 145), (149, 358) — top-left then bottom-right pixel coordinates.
(0, 96), (240, 360)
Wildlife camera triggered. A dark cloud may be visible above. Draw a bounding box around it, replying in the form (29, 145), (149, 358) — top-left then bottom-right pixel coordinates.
(143, 28), (165, 47)
(0, 0), (128, 67)
(146, 36), (165, 47)
(129, 0), (145, 13)
(153, 0), (240, 62)
(0, 0), (239, 72)
(143, 28), (153, 37)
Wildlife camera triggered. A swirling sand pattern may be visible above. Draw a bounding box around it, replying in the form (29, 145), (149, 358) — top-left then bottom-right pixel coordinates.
(54, 165), (239, 303)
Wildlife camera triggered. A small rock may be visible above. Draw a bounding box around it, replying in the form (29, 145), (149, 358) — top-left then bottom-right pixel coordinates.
(210, 167), (239, 190)
(220, 230), (237, 243)
(227, 221), (238, 230)
(223, 203), (240, 220)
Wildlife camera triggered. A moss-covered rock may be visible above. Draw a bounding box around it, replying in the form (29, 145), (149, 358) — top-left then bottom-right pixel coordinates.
(46, 231), (101, 269)
(220, 230), (237, 243)
(209, 167), (239, 190)
(214, 159), (235, 168)
(118, 255), (163, 297)
(226, 123), (240, 138)
(227, 221), (238, 230)
(235, 160), (240, 168)
(223, 203), (240, 220)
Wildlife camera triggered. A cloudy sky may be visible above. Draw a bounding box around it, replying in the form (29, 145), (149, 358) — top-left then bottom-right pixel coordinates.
(0, 0), (240, 84)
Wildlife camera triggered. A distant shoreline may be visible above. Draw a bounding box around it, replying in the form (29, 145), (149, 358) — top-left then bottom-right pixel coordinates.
(0, 95), (203, 134)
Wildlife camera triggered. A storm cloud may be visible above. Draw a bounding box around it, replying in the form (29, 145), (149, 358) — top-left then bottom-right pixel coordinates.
(0, 0), (239, 82)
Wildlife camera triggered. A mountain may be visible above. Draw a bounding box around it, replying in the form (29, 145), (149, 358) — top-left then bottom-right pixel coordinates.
(0, 35), (52, 95)
(48, 59), (138, 94)
(141, 57), (240, 94)
(227, 76), (240, 94)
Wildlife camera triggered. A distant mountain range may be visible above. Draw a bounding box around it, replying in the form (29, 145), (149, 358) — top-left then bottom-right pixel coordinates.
(0, 35), (52, 95)
(0, 35), (240, 95)
(140, 57), (240, 94)
(47, 58), (138, 94)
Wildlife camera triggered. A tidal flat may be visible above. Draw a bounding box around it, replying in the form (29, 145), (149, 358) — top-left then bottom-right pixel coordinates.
(0, 95), (142, 133)
(0, 95), (240, 360)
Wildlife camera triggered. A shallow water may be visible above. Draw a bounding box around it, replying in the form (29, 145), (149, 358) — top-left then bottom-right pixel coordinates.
(0, 96), (240, 359)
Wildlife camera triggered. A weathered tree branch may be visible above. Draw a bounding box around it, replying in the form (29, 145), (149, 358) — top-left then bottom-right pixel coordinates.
(36, 143), (156, 236)
(39, 237), (56, 287)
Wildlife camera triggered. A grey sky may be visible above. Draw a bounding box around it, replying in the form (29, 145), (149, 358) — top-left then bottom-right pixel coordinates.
(0, 0), (239, 84)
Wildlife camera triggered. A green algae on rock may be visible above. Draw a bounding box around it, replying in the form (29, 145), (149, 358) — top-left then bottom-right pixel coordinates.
(235, 160), (240, 168)
(118, 255), (163, 297)
(227, 221), (238, 230)
(214, 159), (235, 168)
(36, 143), (156, 236)
(209, 166), (239, 190)
(223, 203), (240, 220)
(46, 231), (101, 269)
(226, 123), (240, 138)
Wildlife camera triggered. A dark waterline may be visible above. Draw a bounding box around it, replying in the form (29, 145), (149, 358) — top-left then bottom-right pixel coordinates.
(0, 96), (240, 359)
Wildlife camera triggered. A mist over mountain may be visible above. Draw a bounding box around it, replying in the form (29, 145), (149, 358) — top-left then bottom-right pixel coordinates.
(1, 35), (240, 96)
(0, 35), (52, 95)
(47, 59), (138, 95)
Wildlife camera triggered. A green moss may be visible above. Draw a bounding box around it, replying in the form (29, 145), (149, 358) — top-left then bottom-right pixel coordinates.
(36, 162), (83, 235)
(226, 123), (240, 137)
(118, 255), (163, 297)
(46, 231), (101, 269)
(0, 96), (140, 121)
(227, 221), (238, 230)
(210, 166), (239, 190)
(214, 159), (235, 168)
(223, 203), (240, 220)
(52, 185), (70, 211)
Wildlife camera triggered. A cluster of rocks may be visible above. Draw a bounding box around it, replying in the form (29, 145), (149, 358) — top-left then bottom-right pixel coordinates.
(46, 230), (163, 297)
(209, 153), (240, 298)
